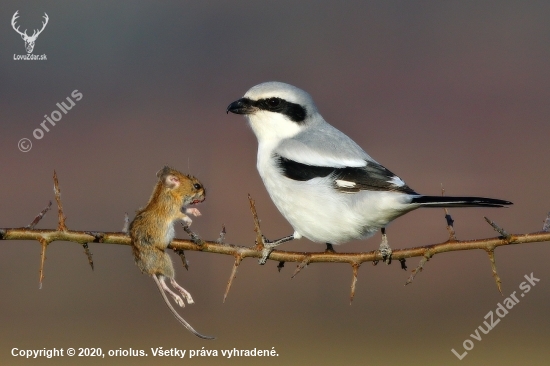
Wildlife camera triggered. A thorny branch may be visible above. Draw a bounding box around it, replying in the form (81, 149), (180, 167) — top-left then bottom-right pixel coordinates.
(441, 185), (457, 242)
(27, 201), (51, 229)
(1, 172), (550, 300)
(543, 212), (550, 232)
(53, 170), (67, 232)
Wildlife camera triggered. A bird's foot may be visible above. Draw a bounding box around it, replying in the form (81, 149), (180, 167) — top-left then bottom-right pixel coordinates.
(258, 234), (294, 265)
(378, 233), (392, 264)
(325, 243), (336, 253)
(259, 245), (276, 265)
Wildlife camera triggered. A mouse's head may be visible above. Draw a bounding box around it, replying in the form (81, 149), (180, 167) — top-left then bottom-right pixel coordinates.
(156, 166), (205, 207)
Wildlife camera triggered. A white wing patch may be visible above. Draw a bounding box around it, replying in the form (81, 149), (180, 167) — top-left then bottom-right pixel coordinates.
(388, 175), (406, 187)
(335, 179), (357, 188)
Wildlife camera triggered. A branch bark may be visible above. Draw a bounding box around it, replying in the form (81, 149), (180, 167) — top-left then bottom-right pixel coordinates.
(1, 227), (549, 271)
(1, 171), (549, 300)
(2, 215), (550, 300)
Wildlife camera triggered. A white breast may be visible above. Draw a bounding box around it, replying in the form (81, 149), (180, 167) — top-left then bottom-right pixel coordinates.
(256, 144), (415, 245)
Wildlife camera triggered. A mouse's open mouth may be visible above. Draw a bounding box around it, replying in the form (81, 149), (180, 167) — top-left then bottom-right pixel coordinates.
(190, 197), (204, 205)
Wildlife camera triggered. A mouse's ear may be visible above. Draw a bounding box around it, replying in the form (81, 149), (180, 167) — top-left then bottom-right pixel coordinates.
(164, 174), (180, 189)
(156, 166), (171, 179)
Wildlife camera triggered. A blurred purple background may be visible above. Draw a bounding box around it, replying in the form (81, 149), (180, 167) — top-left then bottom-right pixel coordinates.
(1, 1), (549, 365)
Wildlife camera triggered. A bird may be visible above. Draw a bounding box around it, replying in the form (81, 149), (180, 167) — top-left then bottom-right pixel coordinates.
(226, 81), (512, 264)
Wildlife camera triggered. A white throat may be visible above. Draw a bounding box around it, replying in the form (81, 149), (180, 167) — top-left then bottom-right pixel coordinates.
(246, 111), (302, 144)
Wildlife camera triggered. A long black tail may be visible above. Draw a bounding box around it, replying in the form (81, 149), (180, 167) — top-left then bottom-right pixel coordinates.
(411, 196), (512, 208)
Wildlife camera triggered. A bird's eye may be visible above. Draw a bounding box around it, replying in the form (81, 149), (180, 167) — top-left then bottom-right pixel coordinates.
(193, 183), (202, 190)
(266, 98), (281, 108)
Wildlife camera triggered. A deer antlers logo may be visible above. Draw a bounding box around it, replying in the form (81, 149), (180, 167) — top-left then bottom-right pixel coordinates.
(11, 10), (49, 54)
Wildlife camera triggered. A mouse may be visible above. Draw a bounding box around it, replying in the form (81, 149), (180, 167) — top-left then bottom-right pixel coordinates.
(129, 166), (214, 340)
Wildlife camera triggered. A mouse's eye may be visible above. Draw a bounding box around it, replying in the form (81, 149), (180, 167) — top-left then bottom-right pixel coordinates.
(266, 97), (281, 108)
(193, 183), (202, 190)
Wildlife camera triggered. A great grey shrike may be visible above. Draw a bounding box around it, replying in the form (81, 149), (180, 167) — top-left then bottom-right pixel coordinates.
(227, 81), (511, 264)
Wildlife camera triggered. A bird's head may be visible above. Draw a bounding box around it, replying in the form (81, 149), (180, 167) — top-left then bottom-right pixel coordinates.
(227, 82), (319, 143)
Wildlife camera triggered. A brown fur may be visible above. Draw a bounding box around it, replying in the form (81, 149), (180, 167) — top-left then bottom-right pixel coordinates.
(128, 166), (214, 339)
(130, 166), (205, 277)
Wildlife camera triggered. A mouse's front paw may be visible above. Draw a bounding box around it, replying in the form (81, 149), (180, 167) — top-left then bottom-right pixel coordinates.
(185, 208), (201, 217)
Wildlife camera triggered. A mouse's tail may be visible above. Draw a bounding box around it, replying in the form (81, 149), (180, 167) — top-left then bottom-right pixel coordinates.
(152, 275), (215, 340)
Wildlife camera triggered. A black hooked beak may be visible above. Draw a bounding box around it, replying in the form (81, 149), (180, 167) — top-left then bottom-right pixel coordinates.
(226, 98), (255, 115)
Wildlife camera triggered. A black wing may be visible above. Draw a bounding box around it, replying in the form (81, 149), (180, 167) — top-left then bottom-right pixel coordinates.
(273, 154), (417, 194)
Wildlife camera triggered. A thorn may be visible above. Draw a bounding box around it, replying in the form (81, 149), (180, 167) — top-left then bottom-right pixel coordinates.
(27, 201), (52, 229)
(291, 258), (309, 279)
(405, 254), (431, 286)
(181, 224), (204, 245)
(542, 212), (550, 232)
(81, 242), (94, 270)
(444, 211), (454, 228)
(38, 237), (49, 288)
(277, 261), (285, 272)
(444, 210), (457, 241)
(216, 224), (226, 244)
(248, 194), (264, 250)
(486, 250), (503, 295)
(224, 255), (242, 303)
(350, 263), (360, 304)
(173, 248), (189, 270)
(53, 170), (68, 231)
(398, 258), (407, 271)
(122, 212), (130, 234)
(484, 217), (511, 240)
(441, 184), (457, 241)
